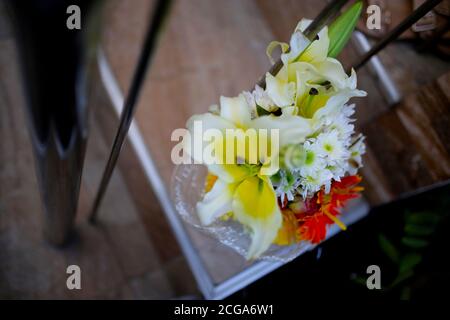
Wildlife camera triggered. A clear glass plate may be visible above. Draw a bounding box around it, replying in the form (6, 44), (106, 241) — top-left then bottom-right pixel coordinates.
(171, 163), (313, 262)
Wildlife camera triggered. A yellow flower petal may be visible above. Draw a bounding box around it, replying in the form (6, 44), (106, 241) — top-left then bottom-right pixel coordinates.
(232, 176), (282, 259)
(207, 164), (253, 183)
(287, 61), (322, 84)
(301, 92), (330, 119)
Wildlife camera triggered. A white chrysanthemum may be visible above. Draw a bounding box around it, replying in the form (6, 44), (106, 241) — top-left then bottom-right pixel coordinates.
(328, 114), (354, 143)
(327, 162), (347, 181)
(299, 168), (333, 197)
(348, 134), (366, 175)
(315, 130), (350, 165)
(272, 169), (302, 203)
(342, 103), (356, 117)
(298, 140), (327, 177)
(327, 105), (355, 143)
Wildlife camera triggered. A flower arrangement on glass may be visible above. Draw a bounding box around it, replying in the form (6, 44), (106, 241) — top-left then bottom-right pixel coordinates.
(172, 2), (366, 261)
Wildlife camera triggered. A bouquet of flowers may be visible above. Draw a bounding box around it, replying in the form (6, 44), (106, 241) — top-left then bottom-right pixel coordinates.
(177, 3), (366, 260)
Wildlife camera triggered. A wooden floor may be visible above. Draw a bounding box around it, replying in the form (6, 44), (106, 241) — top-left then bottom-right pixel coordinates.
(1, 0), (449, 299)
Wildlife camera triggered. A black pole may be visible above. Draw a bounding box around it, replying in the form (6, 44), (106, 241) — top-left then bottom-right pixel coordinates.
(89, 0), (172, 223)
(353, 0), (443, 71)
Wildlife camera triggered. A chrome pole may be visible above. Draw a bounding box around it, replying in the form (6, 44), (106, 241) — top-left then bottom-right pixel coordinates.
(7, 0), (103, 245)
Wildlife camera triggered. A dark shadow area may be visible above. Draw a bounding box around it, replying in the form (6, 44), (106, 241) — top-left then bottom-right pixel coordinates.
(230, 183), (450, 301)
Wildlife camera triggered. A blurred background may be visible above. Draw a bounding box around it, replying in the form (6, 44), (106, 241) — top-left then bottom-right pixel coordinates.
(0, 0), (449, 300)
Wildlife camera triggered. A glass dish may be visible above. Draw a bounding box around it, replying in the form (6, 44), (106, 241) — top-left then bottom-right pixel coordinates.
(171, 163), (314, 262)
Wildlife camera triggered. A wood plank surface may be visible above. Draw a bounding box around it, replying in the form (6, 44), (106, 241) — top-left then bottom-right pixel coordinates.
(361, 72), (450, 203)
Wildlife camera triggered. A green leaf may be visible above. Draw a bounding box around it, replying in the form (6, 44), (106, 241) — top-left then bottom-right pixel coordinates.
(399, 253), (422, 274)
(351, 275), (367, 286)
(404, 224), (434, 237)
(327, 1), (363, 58)
(390, 270), (414, 288)
(378, 234), (399, 263)
(406, 212), (440, 227)
(256, 105), (271, 116)
(401, 237), (429, 249)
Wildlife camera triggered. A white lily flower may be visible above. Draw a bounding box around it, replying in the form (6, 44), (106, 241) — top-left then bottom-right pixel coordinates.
(193, 95), (284, 259)
(254, 85), (278, 112)
(185, 112), (235, 164)
(262, 17), (366, 120)
(189, 95), (287, 259)
(197, 163), (282, 260)
(220, 95), (252, 128)
(252, 108), (313, 147)
(197, 179), (238, 225)
(282, 18), (329, 65)
(241, 91), (258, 119)
(291, 63), (366, 119)
(265, 72), (296, 108)
(232, 175), (282, 259)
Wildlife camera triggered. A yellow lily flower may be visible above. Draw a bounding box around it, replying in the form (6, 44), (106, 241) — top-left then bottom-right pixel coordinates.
(187, 95), (307, 259)
(264, 18), (366, 118)
(186, 93), (313, 172)
(197, 163), (282, 260)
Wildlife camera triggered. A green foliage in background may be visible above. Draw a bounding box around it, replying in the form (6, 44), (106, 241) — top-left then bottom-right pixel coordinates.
(352, 188), (450, 300)
(377, 210), (440, 300)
